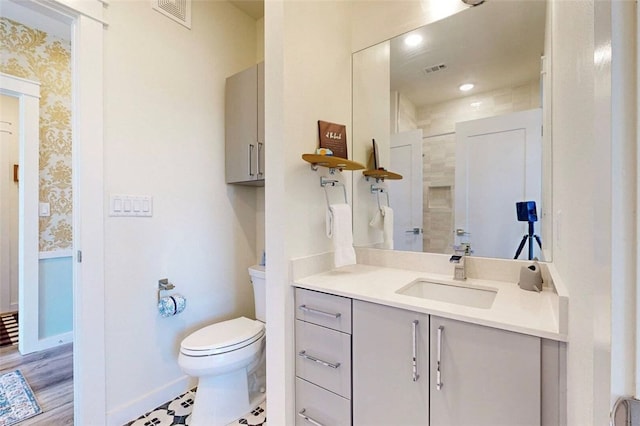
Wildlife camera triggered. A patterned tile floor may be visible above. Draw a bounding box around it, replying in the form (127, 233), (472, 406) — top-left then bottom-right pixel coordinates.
(124, 389), (266, 426)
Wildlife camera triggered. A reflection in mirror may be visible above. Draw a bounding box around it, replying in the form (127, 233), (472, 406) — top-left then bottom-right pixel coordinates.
(352, 0), (551, 261)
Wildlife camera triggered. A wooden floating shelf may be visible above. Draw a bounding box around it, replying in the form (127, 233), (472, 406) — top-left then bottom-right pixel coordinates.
(302, 154), (365, 171)
(363, 169), (403, 181)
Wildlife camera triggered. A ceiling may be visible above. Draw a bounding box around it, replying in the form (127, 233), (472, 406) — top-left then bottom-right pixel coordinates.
(229, 0), (264, 20)
(390, 0), (546, 107)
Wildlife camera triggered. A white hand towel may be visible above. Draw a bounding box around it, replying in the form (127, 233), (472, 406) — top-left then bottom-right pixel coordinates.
(369, 209), (383, 230)
(381, 206), (394, 250)
(370, 206), (395, 249)
(327, 203), (356, 268)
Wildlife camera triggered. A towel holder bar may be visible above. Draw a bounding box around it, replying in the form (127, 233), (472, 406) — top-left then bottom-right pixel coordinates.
(371, 185), (390, 209)
(320, 176), (348, 206)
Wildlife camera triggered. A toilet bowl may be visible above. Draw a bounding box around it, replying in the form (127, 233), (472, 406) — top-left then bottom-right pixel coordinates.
(178, 265), (266, 426)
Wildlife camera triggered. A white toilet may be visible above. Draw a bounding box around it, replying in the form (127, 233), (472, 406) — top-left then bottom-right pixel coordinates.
(178, 265), (266, 426)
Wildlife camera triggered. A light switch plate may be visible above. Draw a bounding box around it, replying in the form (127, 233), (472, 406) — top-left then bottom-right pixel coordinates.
(110, 195), (153, 217)
(39, 202), (50, 217)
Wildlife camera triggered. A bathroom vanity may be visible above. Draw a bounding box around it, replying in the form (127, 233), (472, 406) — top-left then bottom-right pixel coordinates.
(292, 253), (567, 426)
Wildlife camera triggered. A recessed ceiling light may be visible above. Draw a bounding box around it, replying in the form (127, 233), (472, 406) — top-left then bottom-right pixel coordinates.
(459, 83), (475, 92)
(404, 34), (423, 47)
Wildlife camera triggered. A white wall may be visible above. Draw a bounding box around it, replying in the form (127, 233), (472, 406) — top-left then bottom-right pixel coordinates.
(609, 0), (637, 409)
(265, 1), (353, 424)
(551, 0), (639, 422)
(352, 41), (390, 248)
(103, 0), (259, 421)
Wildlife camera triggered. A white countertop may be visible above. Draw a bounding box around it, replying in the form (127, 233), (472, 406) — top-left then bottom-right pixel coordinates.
(294, 263), (567, 342)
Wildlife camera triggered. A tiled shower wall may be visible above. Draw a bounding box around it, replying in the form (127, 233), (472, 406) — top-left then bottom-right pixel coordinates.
(394, 80), (541, 253)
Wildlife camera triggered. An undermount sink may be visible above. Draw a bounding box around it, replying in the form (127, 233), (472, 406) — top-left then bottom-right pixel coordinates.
(396, 279), (497, 309)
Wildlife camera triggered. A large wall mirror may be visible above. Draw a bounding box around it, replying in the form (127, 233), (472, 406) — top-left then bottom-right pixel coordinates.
(352, 0), (552, 261)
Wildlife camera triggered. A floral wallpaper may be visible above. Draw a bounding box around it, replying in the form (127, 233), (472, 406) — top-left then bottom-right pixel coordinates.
(0, 17), (72, 251)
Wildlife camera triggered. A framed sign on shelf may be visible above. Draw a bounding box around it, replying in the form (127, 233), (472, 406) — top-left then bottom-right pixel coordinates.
(318, 120), (347, 159)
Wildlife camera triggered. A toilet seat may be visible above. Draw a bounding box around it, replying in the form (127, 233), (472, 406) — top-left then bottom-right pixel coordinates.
(180, 316), (265, 357)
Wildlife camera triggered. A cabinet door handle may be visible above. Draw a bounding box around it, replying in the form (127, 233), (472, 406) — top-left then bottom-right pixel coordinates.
(298, 350), (341, 369)
(412, 319), (420, 382)
(298, 409), (325, 426)
(257, 142), (263, 176)
(298, 304), (341, 319)
(436, 325), (444, 390)
(248, 144), (255, 176)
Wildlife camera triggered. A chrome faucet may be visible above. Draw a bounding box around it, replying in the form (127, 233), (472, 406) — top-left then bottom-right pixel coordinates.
(450, 246), (468, 281)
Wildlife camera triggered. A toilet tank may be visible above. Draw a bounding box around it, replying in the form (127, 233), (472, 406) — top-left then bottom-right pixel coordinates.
(248, 265), (266, 322)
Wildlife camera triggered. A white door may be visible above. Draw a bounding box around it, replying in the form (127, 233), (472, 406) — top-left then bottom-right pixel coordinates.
(390, 130), (423, 252)
(1, 74), (41, 354)
(0, 95), (19, 313)
(455, 109), (542, 259)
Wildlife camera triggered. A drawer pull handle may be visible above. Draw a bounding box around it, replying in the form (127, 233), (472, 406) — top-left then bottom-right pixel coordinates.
(298, 350), (341, 369)
(412, 320), (420, 382)
(436, 325), (444, 390)
(298, 409), (325, 426)
(248, 144), (255, 177)
(299, 304), (341, 319)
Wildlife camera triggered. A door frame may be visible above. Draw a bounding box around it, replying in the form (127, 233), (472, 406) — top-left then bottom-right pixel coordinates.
(12, 1), (108, 423)
(0, 74), (41, 353)
(390, 129), (424, 252)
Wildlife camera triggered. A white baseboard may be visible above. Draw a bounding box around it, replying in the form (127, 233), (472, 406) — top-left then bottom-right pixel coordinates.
(106, 375), (194, 426)
(33, 331), (73, 352)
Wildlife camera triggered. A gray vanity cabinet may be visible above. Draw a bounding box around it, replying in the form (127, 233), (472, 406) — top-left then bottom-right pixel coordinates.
(294, 288), (352, 426)
(296, 289), (551, 425)
(429, 316), (541, 426)
(352, 300), (430, 425)
(225, 62), (264, 185)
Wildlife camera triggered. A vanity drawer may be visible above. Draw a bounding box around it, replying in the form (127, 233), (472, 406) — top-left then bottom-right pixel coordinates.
(295, 320), (351, 398)
(295, 288), (352, 333)
(296, 377), (351, 426)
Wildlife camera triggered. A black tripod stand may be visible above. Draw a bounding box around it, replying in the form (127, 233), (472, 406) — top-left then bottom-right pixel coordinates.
(514, 221), (542, 260)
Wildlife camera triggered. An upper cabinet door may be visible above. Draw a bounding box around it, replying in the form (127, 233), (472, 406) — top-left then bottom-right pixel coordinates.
(256, 61), (265, 180)
(225, 64), (259, 184)
(430, 316), (541, 426)
(352, 300), (430, 426)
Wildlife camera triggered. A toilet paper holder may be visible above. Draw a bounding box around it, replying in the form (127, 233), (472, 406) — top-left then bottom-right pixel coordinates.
(158, 278), (175, 302)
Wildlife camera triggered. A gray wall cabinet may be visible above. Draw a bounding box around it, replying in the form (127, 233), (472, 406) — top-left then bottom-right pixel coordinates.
(225, 62), (264, 185)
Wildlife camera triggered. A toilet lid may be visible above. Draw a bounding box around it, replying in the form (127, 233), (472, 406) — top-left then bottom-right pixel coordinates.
(180, 317), (264, 356)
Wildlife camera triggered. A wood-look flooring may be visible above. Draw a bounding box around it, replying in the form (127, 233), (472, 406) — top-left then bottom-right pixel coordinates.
(0, 342), (74, 425)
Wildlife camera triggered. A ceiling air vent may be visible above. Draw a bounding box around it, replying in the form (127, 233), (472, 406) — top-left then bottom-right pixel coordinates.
(152, 0), (192, 29)
(423, 63), (447, 75)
